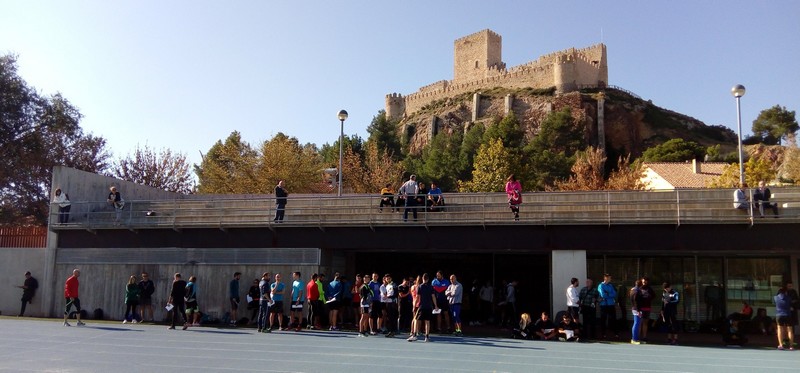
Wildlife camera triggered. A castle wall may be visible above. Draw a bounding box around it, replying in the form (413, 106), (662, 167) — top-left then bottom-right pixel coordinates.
(386, 31), (607, 120)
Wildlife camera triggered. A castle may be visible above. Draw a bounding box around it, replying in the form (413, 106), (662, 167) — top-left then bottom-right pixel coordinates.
(385, 29), (608, 120)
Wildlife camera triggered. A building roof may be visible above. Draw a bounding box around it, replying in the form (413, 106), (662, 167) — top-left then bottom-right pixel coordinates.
(642, 162), (729, 189)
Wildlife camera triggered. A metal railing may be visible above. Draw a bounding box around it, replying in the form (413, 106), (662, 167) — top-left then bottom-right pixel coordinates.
(48, 188), (800, 231)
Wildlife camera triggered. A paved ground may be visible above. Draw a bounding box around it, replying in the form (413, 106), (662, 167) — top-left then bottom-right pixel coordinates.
(0, 318), (796, 373)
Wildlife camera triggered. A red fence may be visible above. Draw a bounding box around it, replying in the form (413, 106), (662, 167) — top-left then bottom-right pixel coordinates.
(0, 226), (47, 248)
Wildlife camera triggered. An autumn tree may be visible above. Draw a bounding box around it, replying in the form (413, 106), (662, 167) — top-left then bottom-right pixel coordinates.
(194, 131), (259, 194)
(707, 157), (777, 188)
(751, 105), (799, 145)
(1, 54), (110, 224)
(781, 142), (800, 183)
(112, 145), (194, 194)
(258, 133), (322, 193)
(553, 147), (646, 191)
(459, 138), (512, 192)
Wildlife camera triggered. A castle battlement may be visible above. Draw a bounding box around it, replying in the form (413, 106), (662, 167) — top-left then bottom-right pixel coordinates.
(386, 30), (607, 120)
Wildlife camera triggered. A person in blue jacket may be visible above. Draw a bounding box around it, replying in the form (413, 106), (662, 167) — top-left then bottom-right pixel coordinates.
(597, 273), (619, 339)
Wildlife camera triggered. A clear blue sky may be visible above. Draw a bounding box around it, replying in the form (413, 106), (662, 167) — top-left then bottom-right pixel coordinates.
(2, 1), (798, 168)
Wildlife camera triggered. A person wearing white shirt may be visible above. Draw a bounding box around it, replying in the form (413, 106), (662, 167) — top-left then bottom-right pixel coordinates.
(566, 278), (580, 321)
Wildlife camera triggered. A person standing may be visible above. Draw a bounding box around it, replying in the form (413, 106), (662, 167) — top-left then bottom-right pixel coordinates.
(290, 272), (304, 331)
(274, 180), (288, 222)
(138, 272), (155, 322)
(185, 276), (200, 327)
(398, 277), (413, 333)
(630, 279), (643, 345)
(578, 278), (599, 340)
(107, 186), (124, 222)
(229, 272), (241, 327)
(705, 281), (724, 321)
(661, 282), (680, 345)
(409, 275), (421, 339)
(479, 280), (494, 325)
(597, 273), (618, 339)
(123, 275), (141, 323)
(445, 274), (464, 336)
(167, 273), (188, 330)
(368, 273), (383, 334)
(17, 271), (38, 317)
(358, 274), (373, 337)
(306, 273), (321, 330)
(408, 273), (438, 342)
(247, 279), (261, 324)
(328, 272), (342, 331)
(505, 174), (522, 221)
(432, 271), (451, 333)
(785, 282), (799, 336)
(399, 175), (419, 222)
(774, 286), (795, 350)
(384, 274), (399, 338)
(566, 278), (580, 322)
(638, 277), (656, 342)
(270, 273), (286, 331)
(52, 188), (71, 224)
(502, 280), (518, 328)
(257, 272), (272, 333)
(63, 269), (85, 327)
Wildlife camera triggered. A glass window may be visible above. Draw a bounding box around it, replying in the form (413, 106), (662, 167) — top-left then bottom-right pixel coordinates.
(726, 257), (790, 316)
(697, 257), (724, 322)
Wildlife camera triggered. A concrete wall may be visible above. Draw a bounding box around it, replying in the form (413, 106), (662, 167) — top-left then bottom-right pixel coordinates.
(0, 248), (45, 317)
(551, 250), (587, 317)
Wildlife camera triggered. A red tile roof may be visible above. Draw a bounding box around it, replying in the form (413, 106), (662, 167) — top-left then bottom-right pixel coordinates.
(643, 162), (729, 189)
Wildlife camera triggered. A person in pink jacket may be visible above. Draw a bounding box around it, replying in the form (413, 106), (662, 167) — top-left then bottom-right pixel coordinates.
(505, 174), (522, 221)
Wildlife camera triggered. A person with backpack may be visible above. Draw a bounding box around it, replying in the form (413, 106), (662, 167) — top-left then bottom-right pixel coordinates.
(358, 274), (373, 337)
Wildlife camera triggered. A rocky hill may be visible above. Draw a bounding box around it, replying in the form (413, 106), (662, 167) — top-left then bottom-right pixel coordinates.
(397, 87), (738, 159)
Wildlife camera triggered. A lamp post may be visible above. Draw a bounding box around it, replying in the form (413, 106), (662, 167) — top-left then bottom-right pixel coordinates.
(337, 110), (348, 196)
(731, 85), (746, 185)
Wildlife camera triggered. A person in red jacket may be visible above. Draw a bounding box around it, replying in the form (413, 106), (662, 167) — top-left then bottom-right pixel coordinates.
(63, 269), (85, 327)
(306, 273), (321, 329)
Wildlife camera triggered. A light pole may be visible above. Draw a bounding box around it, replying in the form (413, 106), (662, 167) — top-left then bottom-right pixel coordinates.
(337, 110), (348, 196)
(731, 85), (746, 185)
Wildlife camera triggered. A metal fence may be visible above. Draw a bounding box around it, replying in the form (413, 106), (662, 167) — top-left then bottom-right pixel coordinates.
(47, 188), (800, 231)
(0, 226), (47, 247)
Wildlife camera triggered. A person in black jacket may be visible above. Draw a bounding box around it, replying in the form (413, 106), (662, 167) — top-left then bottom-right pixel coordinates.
(138, 272), (156, 322)
(753, 180), (779, 217)
(17, 271), (38, 316)
(274, 180), (288, 222)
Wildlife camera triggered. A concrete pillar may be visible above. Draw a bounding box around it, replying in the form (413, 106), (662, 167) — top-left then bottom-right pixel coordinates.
(43, 230), (58, 317)
(551, 250), (587, 317)
(472, 92), (481, 122)
(597, 92), (606, 152)
(504, 94), (514, 115)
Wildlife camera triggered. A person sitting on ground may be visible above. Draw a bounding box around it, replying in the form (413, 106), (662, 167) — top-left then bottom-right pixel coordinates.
(733, 182), (750, 212)
(730, 300), (753, 321)
(379, 183), (396, 212)
(512, 312), (533, 339)
(533, 312), (559, 341)
(752, 307), (775, 335)
(753, 180), (779, 217)
(427, 182), (445, 212)
(722, 317), (748, 346)
(557, 313), (581, 341)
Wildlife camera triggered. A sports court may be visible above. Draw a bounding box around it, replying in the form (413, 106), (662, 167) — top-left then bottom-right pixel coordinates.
(0, 318), (795, 373)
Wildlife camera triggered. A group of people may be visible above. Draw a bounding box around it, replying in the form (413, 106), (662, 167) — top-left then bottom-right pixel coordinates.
(49, 185), (125, 224)
(734, 180), (780, 217)
(381, 176), (446, 220)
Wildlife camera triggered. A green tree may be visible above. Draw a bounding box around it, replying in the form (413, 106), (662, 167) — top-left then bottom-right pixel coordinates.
(641, 138), (705, 162)
(459, 138), (512, 192)
(417, 131), (463, 191)
(320, 134), (364, 166)
(0, 55), (110, 224)
(194, 131), (259, 194)
(523, 107), (582, 189)
(112, 145), (194, 194)
(483, 111), (524, 149)
(258, 133), (322, 193)
(366, 110), (402, 159)
(751, 105), (799, 145)
(458, 123), (484, 181)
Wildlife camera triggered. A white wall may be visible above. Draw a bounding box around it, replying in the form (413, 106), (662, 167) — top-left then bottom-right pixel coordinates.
(551, 250), (586, 317)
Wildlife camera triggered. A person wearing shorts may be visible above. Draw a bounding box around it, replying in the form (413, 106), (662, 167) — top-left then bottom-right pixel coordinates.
(369, 273), (383, 334)
(290, 272), (304, 331)
(270, 273), (286, 331)
(445, 274), (463, 336)
(63, 269), (85, 327)
(408, 273), (438, 342)
(432, 271), (451, 333)
(774, 286), (795, 350)
(358, 274), (373, 336)
(185, 276), (200, 327)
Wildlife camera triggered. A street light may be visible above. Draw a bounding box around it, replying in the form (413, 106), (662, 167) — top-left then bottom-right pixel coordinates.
(731, 85), (746, 185)
(337, 109), (348, 196)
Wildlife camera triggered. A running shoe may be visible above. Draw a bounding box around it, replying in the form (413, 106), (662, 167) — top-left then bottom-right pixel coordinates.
(76, 321), (85, 326)
(63, 321), (71, 327)
(407, 335), (418, 342)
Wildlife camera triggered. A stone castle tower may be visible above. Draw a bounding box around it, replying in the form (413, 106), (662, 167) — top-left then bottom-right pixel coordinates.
(386, 29), (608, 120)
